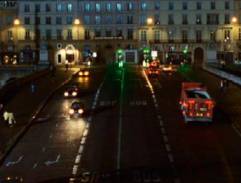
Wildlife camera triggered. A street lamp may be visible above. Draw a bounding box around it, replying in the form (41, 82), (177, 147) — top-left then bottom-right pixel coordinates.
(231, 16), (238, 24)
(74, 18), (80, 40)
(13, 18), (20, 26)
(147, 18), (153, 25)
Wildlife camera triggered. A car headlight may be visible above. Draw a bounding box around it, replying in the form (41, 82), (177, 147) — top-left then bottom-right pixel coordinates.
(64, 92), (69, 97)
(72, 91), (77, 96)
(79, 72), (83, 76)
(84, 71), (89, 76)
(69, 109), (75, 114)
(78, 109), (84, 114)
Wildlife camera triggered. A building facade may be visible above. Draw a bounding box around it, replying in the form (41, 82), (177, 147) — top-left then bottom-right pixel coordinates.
(1, 0), (241, 65)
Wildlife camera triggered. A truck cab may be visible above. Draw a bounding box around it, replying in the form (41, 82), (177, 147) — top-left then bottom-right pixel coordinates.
(179, 82), (215, 123)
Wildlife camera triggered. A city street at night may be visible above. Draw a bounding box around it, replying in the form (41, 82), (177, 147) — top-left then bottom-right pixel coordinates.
(1, 64), (241, 183)
(1, 0), (241, 182)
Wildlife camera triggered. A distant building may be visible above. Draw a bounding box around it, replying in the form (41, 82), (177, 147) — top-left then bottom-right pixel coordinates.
(1, 0), (241, 65)
(0, 0), (18, 64)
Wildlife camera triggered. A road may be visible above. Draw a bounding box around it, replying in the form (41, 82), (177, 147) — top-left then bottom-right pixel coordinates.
(0, 64), (241, 183)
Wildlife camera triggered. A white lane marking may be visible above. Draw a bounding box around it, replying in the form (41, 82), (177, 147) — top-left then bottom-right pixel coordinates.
(159, 120), (164, 127)
(5, 156), (24, 167)
(45, 154), (61, 166)
(42, 147), (46, 152)
(163, 135), (169, 143)
(75, 154), (81, 164)
(70, 80), (105, 180)
(78, 145), (84, 154)
(33, 163), (38, 169)
(83, 129), (89, 137)
(161, 127), (166, 134)
(165, 144), (171, 152)
(168, 153), (174, 163)
(55, 123), (58, 127)
(232, 123), (241, 138)
(117, 68), (125, 170)
(49, 134), (53, 139)
(72, 165), (78, 175)
(81, 137), (86, 145)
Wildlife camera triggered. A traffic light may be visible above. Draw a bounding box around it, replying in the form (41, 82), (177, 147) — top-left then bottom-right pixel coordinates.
(143, 47), (151, 64)
(116, 49), (124, 68)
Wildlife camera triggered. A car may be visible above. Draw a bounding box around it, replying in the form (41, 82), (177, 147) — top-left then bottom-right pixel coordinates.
(64, 85), (80, 98)
(146, 67), (160, 77)
(78, 69), (89, 77)
(68, 100), (85, 118)
(179, 82), (215, 123)
(161, 64), (177, 73)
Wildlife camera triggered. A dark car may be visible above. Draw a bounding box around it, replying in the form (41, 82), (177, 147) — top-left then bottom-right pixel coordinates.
(64, 85), (80, 98)
(68, 100), (85, 118)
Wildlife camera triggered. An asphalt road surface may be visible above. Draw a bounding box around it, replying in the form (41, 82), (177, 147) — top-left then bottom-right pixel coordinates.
(0, 64), (241, 183)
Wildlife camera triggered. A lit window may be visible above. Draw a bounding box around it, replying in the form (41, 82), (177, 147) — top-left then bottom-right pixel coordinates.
(96, 3), (101, 12)
(67, 3), (72, 12)
(56, 4), (62, 12)
(95, 16), (101, 24)
(84, 3), (91, 12)
(141, 2), (147, 11)
(106, 3), (111, 12)
(116, 3), (122, 12)
(127, 2), (133, 11)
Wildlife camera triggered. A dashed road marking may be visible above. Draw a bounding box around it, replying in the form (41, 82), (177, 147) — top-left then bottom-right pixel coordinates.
(168, 153), (174, 163)
(232, 123), (241, 138)
(161, 127), (166, 134)
(42, 147), (46, 152)
(5, 156), (24, 167)
(159, 120), (164, 127)
(72, 165), (78, 175)
(78, 145), (84, 154)
(75, 155), (81, 164)
(81, 137), (86, 145)
(33, 163), (38, 169)
(163, 135), (169, 143)
(165, 144), (171, 152)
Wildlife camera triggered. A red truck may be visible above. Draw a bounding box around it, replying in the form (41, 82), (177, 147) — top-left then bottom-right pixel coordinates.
(179, 82), (215, 123)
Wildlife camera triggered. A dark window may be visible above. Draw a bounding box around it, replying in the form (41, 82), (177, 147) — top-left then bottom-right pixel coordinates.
(105, 30), (112, 37)
(35, 4), (40, 12)
(182, 15), (188, 24)
(116, 29), (123, 37)
(35, 17), (40, 24)
(196, 30), (202, 42)
(225, 1), (230, 10)
(85, 29), (90, 40)
(168, 14), (174, 24)
(127, 16), (133, 24)
(56, 17), (62, 25)
(24, 4), (30, 12)
(95, 30), (101, 37)
(211, 2), (215, 10)
(24, 17), (30, 25)
(127, 29), (133, 40)
(46, 17), (51, 25)
(45, 4), (51, 12)
(66, 16), (73, 25)
(56, 29), (62, 40)
(183, 2), (188, 10)
(225, 14), (230, 24)
(182, 30), (188, 42)
(46, 29), (52, 39)
(154, 2), (160, 10)
(154, 14), (160, 25)
(169, 2), (174, 10)
(196, 2), (202, 10)
(207, 14), (219, 24)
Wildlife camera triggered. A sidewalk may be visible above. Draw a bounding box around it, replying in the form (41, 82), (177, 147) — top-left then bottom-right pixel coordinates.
(0, 67), (78, 161)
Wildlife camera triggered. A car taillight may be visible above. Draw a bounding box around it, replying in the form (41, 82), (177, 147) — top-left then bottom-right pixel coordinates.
(205, 100), (214, 109)
(207, 112), (211, 117)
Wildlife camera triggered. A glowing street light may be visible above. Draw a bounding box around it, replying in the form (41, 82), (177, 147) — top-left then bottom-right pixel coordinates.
(147, 18), (153, 25)
(74, 18), (80, 25)
(13, 18), (20, 26)
(231, 16), (238, 24)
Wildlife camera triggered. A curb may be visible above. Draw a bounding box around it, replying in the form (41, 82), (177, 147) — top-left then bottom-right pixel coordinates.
(0, 70), (78, 165)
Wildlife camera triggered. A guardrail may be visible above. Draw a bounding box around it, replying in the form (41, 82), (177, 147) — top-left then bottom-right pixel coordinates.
(203, 65), (241, 86)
